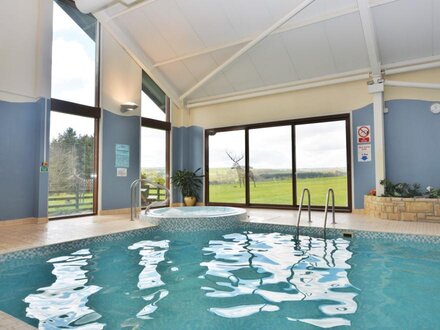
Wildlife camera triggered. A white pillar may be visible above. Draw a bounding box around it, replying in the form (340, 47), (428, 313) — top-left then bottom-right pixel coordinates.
(368, 77), (385, 195)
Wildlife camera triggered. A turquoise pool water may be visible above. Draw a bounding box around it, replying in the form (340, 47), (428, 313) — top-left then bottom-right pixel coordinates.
(0, 226), (439, 329)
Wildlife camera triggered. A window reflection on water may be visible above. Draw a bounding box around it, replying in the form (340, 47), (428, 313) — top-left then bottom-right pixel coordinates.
(24, 249), (104, 329)
(128, 240), (170, 319)
(23, 234), (358, 329)
(201, 232), (359, 328)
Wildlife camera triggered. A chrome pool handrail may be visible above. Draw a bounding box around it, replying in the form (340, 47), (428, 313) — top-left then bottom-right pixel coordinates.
(296, 188), (311, 237)
(130, 179), (170, 221)
(323, 188), (336, 234)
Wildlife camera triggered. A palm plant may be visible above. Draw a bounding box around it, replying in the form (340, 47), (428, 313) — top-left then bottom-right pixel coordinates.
(171, 168), (204, 200)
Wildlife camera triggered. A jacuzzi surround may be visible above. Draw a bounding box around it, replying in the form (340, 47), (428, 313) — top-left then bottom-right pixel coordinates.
(142, 206), (247, 231)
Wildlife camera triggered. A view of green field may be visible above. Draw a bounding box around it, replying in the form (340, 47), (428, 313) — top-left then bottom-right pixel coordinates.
(209, 168), (347, 206)
(48, 192), (93, 216)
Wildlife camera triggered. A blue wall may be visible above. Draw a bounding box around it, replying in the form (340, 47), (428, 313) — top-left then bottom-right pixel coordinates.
(172, 126), (204, 203)
(101, 110), (140, 210)
(384, 99), (440, 190)
(352, 104), (376, 209)
(0, 99), (48, 220)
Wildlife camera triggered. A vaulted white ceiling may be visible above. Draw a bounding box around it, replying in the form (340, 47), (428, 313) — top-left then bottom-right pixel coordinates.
(76, 0), (440, 108)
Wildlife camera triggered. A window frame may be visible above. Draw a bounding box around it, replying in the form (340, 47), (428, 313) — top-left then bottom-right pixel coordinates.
(205, 113), (352, 212)
(48, 4), (101, 220)
(141, 96), (171, 205)
(49, 99), (101, 220)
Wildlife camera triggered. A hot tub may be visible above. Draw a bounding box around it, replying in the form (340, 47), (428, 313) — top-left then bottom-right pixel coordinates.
(142, 206), (247, 231)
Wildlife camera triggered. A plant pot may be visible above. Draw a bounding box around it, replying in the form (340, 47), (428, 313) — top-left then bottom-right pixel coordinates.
(184, 196), (197, 206)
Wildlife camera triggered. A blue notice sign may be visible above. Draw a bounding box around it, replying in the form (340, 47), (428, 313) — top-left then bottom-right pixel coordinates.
(115, 144), (130, 168)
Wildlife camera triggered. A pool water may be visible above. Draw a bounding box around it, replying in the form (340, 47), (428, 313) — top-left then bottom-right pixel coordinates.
(1, 227), (440, 329)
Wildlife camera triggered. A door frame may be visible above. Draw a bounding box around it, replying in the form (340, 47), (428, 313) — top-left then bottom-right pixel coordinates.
(204, 113), (352, 212)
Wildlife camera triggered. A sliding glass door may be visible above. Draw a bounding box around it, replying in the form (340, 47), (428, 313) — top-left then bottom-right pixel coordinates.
(207, 130), (246, 204)
(49, 111), (98, 217)
(295, 120), (349, 207)
(206, 115), (351, 210)
(249, 126), (293, 205)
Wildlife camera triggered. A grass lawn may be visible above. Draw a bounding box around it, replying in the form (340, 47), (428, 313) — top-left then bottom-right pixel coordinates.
(48, 192), (94, 216)
(209, 176), (347, 206)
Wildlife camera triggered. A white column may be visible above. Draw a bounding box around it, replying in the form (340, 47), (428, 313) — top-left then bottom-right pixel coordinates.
(368, 78), (385, 195)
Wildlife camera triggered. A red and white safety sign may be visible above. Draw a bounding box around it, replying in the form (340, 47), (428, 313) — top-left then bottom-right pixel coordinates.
(357, 125), (370, 143)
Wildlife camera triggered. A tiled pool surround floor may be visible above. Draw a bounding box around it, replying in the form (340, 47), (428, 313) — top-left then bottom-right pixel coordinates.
(1, 209), (440, 329)
(1, 209), (440, 256)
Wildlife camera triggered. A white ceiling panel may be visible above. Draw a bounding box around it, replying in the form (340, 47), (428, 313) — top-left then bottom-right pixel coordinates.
(192, 73), (236, 99)
(264, 0), (307, 19)
(174, 0), (237, 49)
(324, 12), (370, 72)
(91, 0), (440, 104)
(222, 54), (265, 92)
(142, 0), (206, 56)
(280, 23), (337, 79)
(181, 55), (218, 82)
(247, 34), (300, 85)
(157, 62), (199, 95)
(218, 0), (277, 40)
(115, 10), (177, 63)
(209, 44), (246, 64)
(372, 0), (434, 64)
(286, 0), (357, 26)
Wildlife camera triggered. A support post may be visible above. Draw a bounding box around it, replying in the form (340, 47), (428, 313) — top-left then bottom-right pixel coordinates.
(368, 77), (385, 196)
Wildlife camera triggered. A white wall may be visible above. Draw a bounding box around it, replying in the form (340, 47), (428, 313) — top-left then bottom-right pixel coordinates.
(100, 28), (142, 116)
(0, 0), (52, 102)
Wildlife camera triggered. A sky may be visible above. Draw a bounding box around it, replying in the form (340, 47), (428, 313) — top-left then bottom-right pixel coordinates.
(209, 121), (347, 170)
(50, 3), (347, 171)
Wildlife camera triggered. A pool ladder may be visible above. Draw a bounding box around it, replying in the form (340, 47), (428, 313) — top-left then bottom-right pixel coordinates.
(296, 188), (336, 237)
(130, 179), (170, 221)
(324, 188), (336, 234)
(296, 188), (311, 237)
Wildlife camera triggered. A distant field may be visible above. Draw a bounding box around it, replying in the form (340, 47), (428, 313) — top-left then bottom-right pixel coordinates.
(209, 176), (347, 206)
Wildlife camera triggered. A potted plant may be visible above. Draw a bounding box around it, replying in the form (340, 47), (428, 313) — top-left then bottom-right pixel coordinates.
(171, 168), (204, 206)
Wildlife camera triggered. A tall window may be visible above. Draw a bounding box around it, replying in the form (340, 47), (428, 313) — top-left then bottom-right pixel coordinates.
(295, 120), (348, 207)
(49, 0), (100, 218)
(207, 130), (246, 204)
(51, 0), (97, 106)
(249, 126), (293, 205)
(205, 115), (351, 211)
(141, 71), (170, 206)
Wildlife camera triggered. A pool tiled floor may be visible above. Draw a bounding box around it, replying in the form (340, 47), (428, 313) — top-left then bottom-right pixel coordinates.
(1, 209), (440, 256)
(0, 214), (153, 254)
(246, 208), (440, 236)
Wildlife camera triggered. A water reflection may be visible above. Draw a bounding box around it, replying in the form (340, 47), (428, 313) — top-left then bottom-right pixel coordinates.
(24, 249), (103, 329)
(201, 232), (358, 328)
(128, 240), (169, 320)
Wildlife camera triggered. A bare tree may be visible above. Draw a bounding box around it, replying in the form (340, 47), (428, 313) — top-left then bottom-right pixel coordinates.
(226, 151), (256, 187)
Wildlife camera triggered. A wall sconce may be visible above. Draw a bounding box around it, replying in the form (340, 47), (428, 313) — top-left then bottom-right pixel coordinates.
(120, 102), (138, 113)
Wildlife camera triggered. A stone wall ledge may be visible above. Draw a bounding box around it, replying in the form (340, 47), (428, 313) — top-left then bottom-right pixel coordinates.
(364, 195), (440, 222)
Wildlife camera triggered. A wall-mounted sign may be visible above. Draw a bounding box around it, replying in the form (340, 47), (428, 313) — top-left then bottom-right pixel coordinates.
(116, 168), (127, 177)
(357, 125), (371, 143)
(115, 144), (130, 168)
(358, 144), (372, 162)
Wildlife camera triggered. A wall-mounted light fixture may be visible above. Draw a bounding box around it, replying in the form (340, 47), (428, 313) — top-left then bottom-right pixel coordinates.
(120, 102), (138, 113)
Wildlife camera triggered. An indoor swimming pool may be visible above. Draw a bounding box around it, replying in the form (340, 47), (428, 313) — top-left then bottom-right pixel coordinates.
(0, 223), (439, 329)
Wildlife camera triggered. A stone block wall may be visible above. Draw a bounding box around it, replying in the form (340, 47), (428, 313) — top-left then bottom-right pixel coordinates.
(364, 195), (440, 222)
